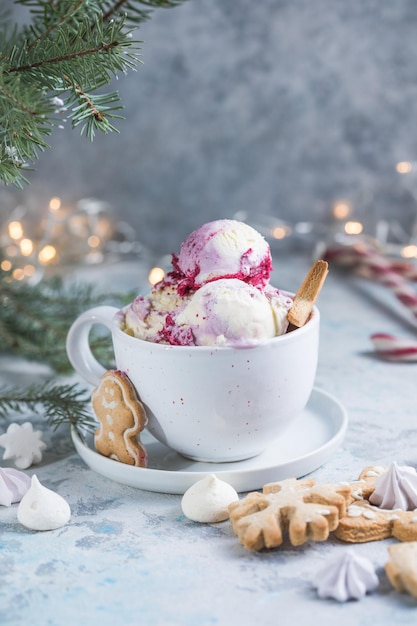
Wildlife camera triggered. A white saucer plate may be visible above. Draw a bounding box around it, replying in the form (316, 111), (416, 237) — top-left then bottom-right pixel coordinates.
(71, 387), (348, 494)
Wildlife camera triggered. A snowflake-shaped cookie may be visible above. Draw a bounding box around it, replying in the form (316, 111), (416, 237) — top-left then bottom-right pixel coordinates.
(0, 422), (47, 469)
(228, 477), (352, 550)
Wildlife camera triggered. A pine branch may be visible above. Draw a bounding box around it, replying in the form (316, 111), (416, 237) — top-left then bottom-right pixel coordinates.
(7, 15), (139, 80)
(0, 0), (187, 187)
(0, 69), (56, 142)
(0, 145), (31, 187)
(0, 270), (133, 373)
(67, 88), (124, 139)
(0, 381), (97, 441)
(24, 0), (90, 51)
(0, 260), (137, 445)
(101, 0), (186, 25)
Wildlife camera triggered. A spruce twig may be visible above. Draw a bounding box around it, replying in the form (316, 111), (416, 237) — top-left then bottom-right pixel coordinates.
(0, 256), (136, 442)
(0, 381), (97, 441)
(0, 0), (187, 187)
(0, 270), (134, 373)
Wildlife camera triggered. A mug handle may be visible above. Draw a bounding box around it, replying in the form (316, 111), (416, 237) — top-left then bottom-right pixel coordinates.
(66, 305), (119, 386)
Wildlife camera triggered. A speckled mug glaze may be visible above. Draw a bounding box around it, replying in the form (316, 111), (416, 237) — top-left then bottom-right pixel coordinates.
(66, 301), (320, 462)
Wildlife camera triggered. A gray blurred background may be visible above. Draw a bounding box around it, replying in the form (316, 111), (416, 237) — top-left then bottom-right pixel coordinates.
(4, 0), (417, 255)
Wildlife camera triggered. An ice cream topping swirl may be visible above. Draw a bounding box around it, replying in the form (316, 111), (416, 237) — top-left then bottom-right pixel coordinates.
(314, 549), (378, 602)
(369, 462), (417, 510)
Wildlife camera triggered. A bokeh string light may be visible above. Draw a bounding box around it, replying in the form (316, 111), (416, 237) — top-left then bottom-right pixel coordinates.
(235, 160), (417, 265)
(1, 162), (416, 366)
(1, 196), (148, 284)
(2, 160), (417, 289)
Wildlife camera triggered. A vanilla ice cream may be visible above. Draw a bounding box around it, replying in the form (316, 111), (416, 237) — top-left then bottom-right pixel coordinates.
(122, 219), (293, 347)
(124, 274), (191, 343)
(173, 219), (272, 290)
(165, 279), (289, 347)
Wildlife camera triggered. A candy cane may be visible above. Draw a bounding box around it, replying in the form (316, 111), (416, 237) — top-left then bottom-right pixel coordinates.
(323, 241), (417, 362)
(389, 261), (417, 282)
(370, 333), (417, 362)
(325, 245), (417, 281)
(324, 243), (417, 320)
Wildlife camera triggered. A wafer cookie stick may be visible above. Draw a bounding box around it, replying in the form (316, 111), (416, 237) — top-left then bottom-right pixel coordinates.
(287, 260), (329, 328)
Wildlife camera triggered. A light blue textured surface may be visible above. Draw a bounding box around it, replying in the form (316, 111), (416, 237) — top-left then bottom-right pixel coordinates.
(1, 255), (417, 625)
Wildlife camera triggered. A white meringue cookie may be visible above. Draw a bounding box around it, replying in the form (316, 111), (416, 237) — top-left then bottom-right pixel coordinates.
(0, 467), (31, 506)
(369, 462), (417, 510)
(314, 549), (379, 602)
(181, 474), (239, 523)
(17, 475), (71, 531)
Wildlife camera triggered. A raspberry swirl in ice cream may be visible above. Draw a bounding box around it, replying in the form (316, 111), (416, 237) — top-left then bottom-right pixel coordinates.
(172, 219), (272, 291)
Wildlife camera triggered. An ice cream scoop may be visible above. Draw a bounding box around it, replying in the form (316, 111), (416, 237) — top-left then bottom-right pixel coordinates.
(124, 274), (191, 343)
(165, 278), (290, 347)
(172, 219), (272, 290)
(121, 221), (328, 347)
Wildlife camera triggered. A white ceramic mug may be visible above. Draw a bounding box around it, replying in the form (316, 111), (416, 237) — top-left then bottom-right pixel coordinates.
(66, 302), (320, 462)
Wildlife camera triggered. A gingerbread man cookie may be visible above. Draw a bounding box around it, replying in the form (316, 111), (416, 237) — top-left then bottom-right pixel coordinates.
(92, 370), (148, 467)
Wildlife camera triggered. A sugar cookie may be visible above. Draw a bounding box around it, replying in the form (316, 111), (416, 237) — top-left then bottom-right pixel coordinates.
(335, 465), (417, 543)
(385, 542), (417, 599)
(228, 476), (351, 550)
